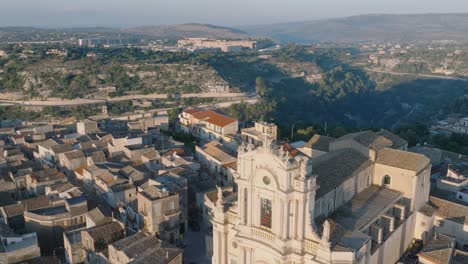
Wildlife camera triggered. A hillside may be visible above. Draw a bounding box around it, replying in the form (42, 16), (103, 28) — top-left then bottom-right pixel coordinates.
(242, 13), (468, 43)
(0, 24), (250, 43)
(123, 23), (250, 40)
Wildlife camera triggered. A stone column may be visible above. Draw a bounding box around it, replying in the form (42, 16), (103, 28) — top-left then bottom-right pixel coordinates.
(297, 199), (305, 240)
(238, 187), (245, 224)
(240, 247), (246, 264)
(247, 190), (252, 226)
(282, 200), (289, 239)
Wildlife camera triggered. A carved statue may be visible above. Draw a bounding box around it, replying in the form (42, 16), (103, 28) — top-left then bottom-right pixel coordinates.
(246, 143), (254, 152)
(321, 220), (331, 246)
(238, 144), (245, 154)
(216, 186), (224, 207)
(279, 145), (285, 158)
(300, 158), (309, 178)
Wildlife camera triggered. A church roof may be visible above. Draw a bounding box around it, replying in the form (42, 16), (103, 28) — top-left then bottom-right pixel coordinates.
(304, 134), (335, 152)
(332, 186), (402, 231)
(335, 131), (393, 151)
(376, 148), (430, 173)
(376, 129), (408, 149)
(334, 130), (407, 151)
(313, 148), (373, 198)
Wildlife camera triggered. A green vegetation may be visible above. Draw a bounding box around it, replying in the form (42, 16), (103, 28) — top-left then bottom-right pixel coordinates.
(0, 62), (25, 90)
(395, 122), (468, 155)
(165, 130), (200, 153)
(107, 100), (133, 115)
(1, 42), (468, 153)
(0, 105), (100, 121)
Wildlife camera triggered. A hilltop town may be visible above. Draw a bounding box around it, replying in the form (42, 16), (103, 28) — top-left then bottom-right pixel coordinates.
(0, 99), (465, 263)
(1, 12), (468, 264)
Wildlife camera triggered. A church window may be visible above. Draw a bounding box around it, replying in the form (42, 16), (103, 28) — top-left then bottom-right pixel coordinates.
(260, 198), (272, 229)
(383, 175), (391, 186)
(263, 176), (271, 185)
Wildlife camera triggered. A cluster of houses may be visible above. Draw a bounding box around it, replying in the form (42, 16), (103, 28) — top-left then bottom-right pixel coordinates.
(1, 105), (468, 264)
(0, 114), (207, 264)
(431, 116), (468, 135)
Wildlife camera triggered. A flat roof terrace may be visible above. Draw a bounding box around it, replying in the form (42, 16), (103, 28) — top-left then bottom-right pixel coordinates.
(333, 185), (402, 231)
(32, 206), (67, 216)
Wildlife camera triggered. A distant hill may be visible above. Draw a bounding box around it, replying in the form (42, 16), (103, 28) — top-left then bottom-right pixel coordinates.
(241, 13), (468, 43)
(123, 23), (250, 40)
(0, 24), (251, 43)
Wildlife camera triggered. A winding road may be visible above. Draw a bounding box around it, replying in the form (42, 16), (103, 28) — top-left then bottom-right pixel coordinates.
(0, 92), (251, 107)
(365, 68), (468, 81)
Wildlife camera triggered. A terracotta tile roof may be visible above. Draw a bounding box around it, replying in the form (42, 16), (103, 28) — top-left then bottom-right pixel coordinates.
(165, 148), (185, 157)
(75, 166), (87, 175)
(184, 108), (201, 115)
(376, 148), (430, 173)
(280, 143), (300, 157)
(192, 110), (236, 127)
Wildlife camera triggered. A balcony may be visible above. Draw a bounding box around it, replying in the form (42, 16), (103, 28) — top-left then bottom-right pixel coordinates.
(251, 227), (276, 242)
(304, 239), (318, 255)
(227, 211), (237, 224)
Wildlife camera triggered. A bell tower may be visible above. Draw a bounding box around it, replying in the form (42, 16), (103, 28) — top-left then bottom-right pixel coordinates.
(211, 136), (322, 264)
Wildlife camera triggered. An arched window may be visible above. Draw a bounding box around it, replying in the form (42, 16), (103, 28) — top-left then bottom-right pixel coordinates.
(383, 175), (391, 186)
(260, 198), (272, 229)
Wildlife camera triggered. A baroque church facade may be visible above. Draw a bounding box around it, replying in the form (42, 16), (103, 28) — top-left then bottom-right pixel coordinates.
(211, 131), (433, 264)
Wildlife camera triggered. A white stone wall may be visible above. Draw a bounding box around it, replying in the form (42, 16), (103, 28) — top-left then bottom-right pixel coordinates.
(433, 216), (468, 249)
(369, 213), (416, 264)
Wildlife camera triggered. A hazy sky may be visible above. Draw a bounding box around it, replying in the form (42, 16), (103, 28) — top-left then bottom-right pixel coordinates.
(2, 0), (468, 27)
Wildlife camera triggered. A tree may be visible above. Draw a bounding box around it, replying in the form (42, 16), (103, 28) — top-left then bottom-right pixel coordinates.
(255, 76), (271, 97)
(167, 108), (180, 122)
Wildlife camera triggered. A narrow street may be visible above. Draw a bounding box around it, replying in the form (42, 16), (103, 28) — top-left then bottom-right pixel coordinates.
(183, 230), (211, 264)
